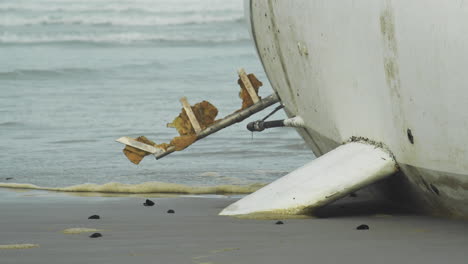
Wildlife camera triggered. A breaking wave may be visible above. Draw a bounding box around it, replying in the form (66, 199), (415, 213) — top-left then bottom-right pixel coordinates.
(0, 1), (243, 14)
(0, 14), (243, 27)
(1, 6), (241, 14)
(0, 181), (265, 195)
(0, 33), (248, 45)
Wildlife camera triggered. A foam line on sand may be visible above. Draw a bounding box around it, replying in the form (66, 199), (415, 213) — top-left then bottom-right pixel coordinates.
(0, 181), (265, 195)
(0, 244), (39, 249)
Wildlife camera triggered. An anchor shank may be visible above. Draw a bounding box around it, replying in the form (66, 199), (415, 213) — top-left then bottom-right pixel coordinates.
(155, 93), (279, 160)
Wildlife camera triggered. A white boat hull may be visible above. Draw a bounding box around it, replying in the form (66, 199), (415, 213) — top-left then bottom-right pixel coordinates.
(247, 0), (468, 218)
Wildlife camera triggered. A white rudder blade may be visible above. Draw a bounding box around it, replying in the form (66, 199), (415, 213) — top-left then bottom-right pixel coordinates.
(219, 142), (397, 216)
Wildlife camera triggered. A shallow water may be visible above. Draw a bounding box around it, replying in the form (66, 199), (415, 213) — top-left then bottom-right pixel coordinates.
(0, 0), (314, 193)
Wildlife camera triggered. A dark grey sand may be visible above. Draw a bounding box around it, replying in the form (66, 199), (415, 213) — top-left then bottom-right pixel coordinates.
(1, 189), (467, 264)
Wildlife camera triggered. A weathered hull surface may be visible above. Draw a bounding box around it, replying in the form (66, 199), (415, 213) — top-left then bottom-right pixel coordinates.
(248, 0), (468, 217)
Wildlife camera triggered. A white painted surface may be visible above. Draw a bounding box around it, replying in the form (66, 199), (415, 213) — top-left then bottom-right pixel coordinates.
(179, 97), (202, 134)
(220, 142), (396, 215)
(283, 116), (305, 128)
(238, 68), (260, 103)
(248, 0), (468, 216)
(115, 137), (165, 155)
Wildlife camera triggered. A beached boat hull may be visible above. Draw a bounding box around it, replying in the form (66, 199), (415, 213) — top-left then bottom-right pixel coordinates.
(247, 0), (468, 217)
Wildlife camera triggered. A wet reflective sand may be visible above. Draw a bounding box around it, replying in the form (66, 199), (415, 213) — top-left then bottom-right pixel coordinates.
(1, 188), (467, 264)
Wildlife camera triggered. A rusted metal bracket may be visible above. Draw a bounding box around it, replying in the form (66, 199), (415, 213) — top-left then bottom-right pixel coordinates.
(116, 136), (165, 156)
(179, 97), (202, 135)
(238, 68), (260, 104)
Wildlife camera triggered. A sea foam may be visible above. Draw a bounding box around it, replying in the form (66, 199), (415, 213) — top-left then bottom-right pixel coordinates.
(0, 14), (243, 27)
(0, 0), (243, 14)
(0, 244), (39, 250)
(0, 32), (248, 45)
(0, 182), (265, 195)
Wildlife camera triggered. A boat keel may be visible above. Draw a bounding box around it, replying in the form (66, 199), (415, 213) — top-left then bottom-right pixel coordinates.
(219, 141), (398, 216)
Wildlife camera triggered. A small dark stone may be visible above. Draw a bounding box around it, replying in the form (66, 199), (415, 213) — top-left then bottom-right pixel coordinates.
(89, 233), (102, 238)
(349, 192), (357, 197)
(5, 177), (13, 180)
(356, 224), (369, 230)
(275, 221), (284, 225)
(167, 209), (175, 214)
(88, 215), (100, 219)
(143, 199), (155, 206)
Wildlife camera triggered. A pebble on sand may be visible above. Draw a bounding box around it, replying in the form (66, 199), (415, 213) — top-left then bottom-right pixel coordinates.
(356, 224), (369, 230)
(143, 199), (155, 206)
(275, 221), (284, 225)
(89, 233), (102, 238)
(88, 215), (100, 219)
(167, 209), (175, 214)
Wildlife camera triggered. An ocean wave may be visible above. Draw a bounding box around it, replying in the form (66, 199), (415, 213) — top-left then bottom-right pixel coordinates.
(0, 67), (96, 79)
(50, 139), (99, 144)
(0, 33), (249, 45)
(0, 121), (24, 127)
(0, 14), (244, 27)
(0, 181), (265, 194)
(0, 6), (242, 14)
(0, 0), (243, 14)
(0, 62), (165, 80)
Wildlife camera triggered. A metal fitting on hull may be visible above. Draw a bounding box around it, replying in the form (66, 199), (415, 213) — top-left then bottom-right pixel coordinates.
(247, 116), (305, 132)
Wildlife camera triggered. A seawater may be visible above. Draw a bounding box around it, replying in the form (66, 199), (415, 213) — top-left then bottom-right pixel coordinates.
(0, 0), (314, 194)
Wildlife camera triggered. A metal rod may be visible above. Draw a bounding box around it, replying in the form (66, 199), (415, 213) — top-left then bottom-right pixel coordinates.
(155, 93), (280, 160)
(246, 116), (305, 132)
(247, 119), (284, 132)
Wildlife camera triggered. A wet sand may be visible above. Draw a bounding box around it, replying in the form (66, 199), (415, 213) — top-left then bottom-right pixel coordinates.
(1, 189), (467, 264)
